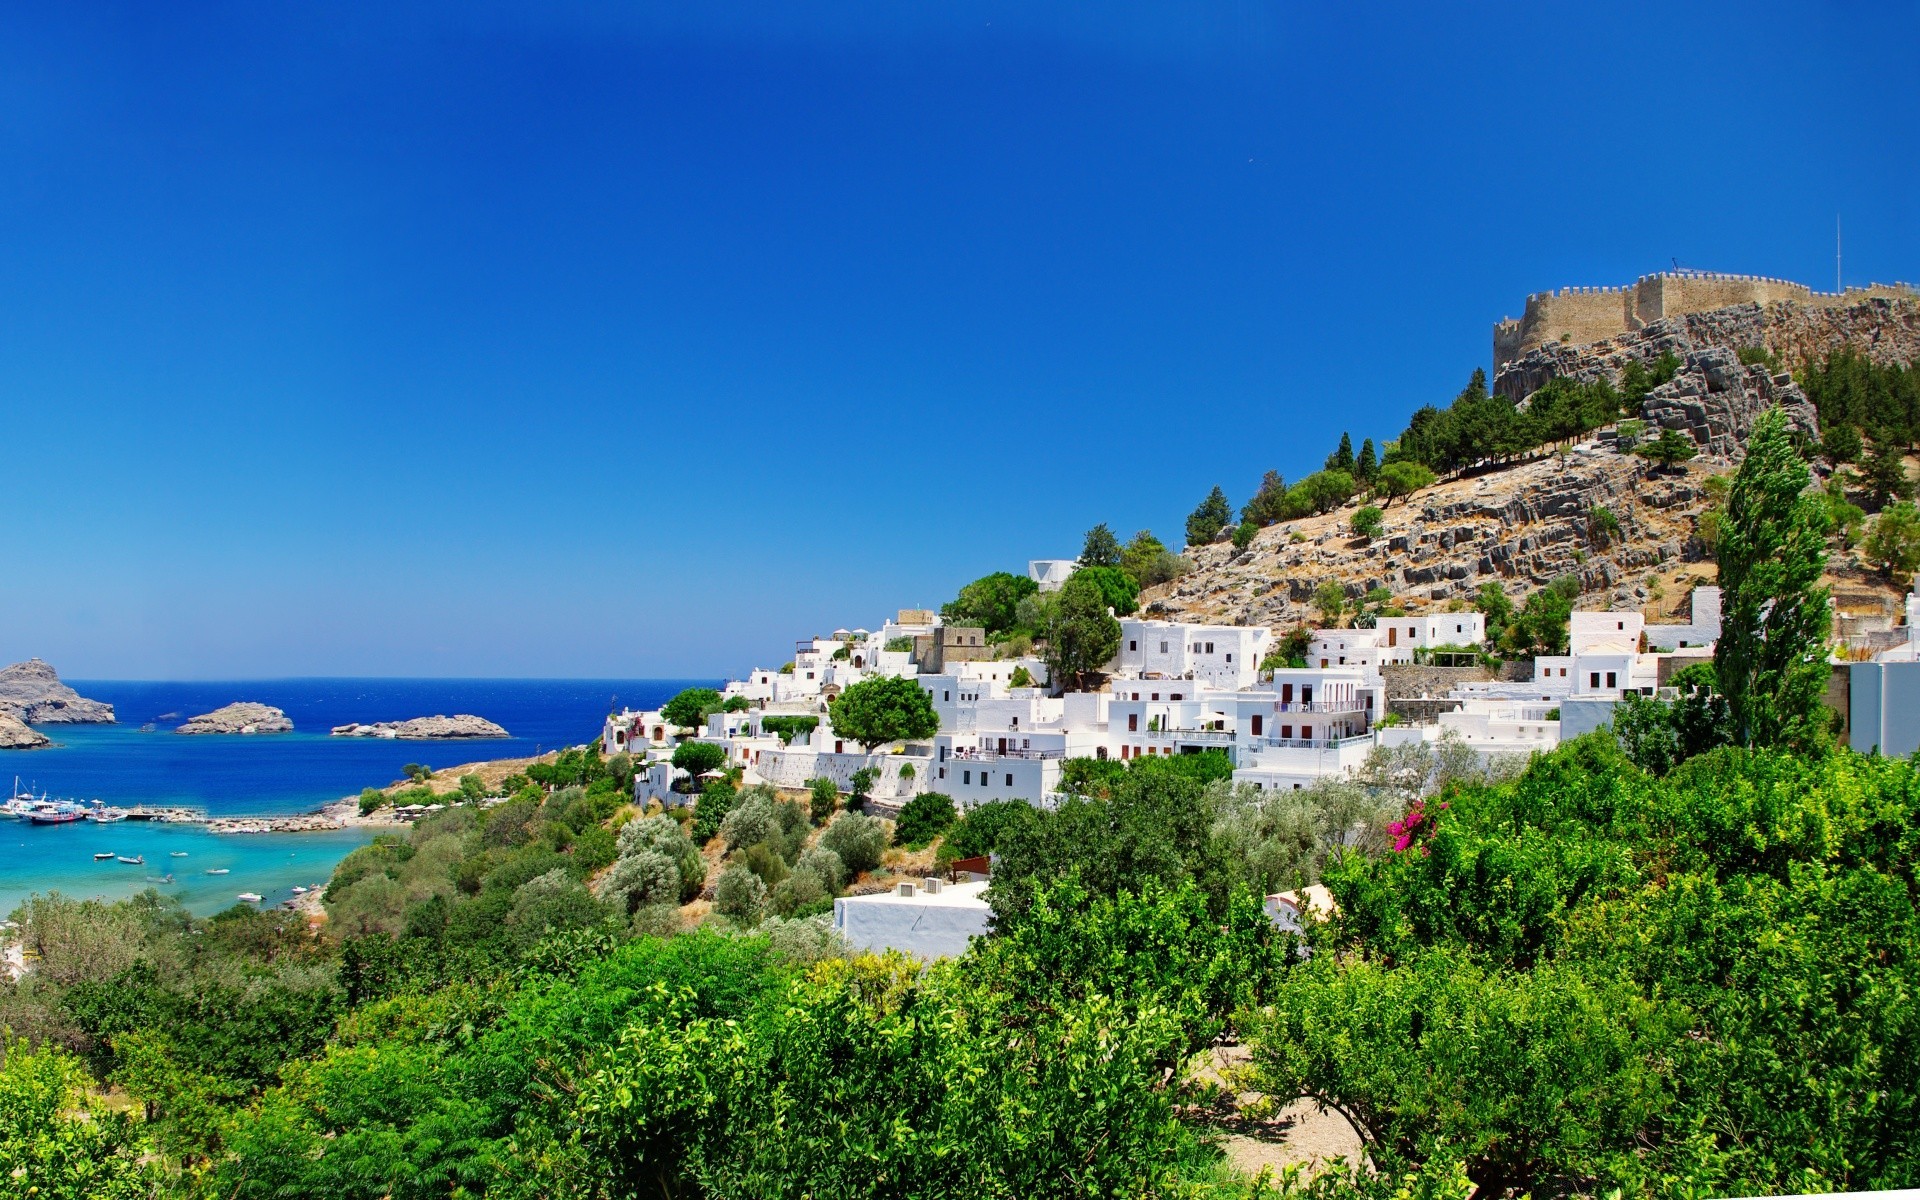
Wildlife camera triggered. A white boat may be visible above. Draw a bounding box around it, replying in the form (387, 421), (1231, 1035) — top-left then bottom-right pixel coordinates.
(169, 851), (189, 857)
(290, 886), (308, 894)
(237, 892), (263, 903)
(116, 854), (144, 865)
(92, 852), (116, 861)
(205, 868), (230, 875)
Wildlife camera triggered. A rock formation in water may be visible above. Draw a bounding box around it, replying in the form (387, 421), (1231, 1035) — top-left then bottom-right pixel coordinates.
(0, 711), (52, 749)
(175, 702), (294, 735)
(0, 659), (115, 724)
(330, 715), (510, 739)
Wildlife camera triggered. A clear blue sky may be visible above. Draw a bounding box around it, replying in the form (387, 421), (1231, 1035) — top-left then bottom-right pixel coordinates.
(4, 2), (1916, 679)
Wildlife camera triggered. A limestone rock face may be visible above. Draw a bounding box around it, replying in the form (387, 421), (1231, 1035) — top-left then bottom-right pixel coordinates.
(0, 711), (52, 749)
(0, 659), (115, 724)
(330, 715), (509, 740)
(176, 702), (294, 735)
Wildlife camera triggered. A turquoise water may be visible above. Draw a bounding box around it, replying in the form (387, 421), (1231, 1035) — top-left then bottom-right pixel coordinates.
(2, 678), (698, 916)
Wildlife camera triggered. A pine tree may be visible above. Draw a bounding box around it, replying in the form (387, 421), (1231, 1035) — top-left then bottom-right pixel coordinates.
(1861, 434), (1914, 508)
(1184, 485), (1233, 548)
(1079, 523), (1122, 568)
(1326, 432), (1355, 474)
(1356, 438), (1378, 482)
(1714, 408), (1832, 752)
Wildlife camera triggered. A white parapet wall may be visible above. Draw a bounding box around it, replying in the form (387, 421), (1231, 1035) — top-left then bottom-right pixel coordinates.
(833, 879), (992, 960)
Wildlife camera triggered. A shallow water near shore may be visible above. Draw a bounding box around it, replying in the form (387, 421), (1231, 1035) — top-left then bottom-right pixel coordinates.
(3, 678), (699, 916)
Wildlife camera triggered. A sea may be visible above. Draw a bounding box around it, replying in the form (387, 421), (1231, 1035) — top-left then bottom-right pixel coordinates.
(2, 678), (704, 918)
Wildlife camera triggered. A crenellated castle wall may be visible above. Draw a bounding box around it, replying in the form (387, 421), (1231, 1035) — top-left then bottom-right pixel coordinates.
(1493, 272), (1916, 367)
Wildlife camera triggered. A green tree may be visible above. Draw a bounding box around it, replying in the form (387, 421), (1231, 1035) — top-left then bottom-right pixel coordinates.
(1078, 523), (1122, 568)
(670, 740), (727, 779)
(1865, 501), (1920, 579)
(661, 687), (725, 732)
(940, 571), (1039, 635)
(1232, 521), (1258, 551)
(1118, 530), (1187, 587)
(1325, 431), (1355, 473)
(1041, 572), (1123, 692)
(893, 791), (957, 847)
(1313, 580), (1348, 627)
(1475, 580), (1514, 643)
(1635, 427), (1698, 471)
(827, 675), (941, 751)
(1073, 564), (1140, 616)
(1184, 485), (1233, 548)
(1356, 437), (1378, 482)
(1862, 434), (1914, 508)
(806, 776), (839, 824)
(1376, 460), (1436, 505)
(1588, 504), (1621, 547)
(1351, 506), (1385, 540)
(1240, 470), (1287, 526)
(1823, 420), (1863, 464)
(1715, 407), (1832, 751)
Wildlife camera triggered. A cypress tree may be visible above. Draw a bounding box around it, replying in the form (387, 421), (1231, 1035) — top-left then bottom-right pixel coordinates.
(1326, 432), (1355, 473)
(1356, 438), (1378, 481)
(1714, 408), (1832, 752)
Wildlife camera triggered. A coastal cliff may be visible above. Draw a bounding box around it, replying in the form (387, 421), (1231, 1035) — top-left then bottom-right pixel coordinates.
(0, 659), (114, 724)
(0, 712), (51, 749)
(331, 714), (509, 739)
(176, 702), (294, 735)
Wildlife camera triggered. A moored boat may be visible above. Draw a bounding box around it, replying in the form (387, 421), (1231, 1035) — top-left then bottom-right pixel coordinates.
(116, 854), (144, 865)
(237, 892), (263, 903)
(92, 852), (116, 860)
(205, 868), (230, 875)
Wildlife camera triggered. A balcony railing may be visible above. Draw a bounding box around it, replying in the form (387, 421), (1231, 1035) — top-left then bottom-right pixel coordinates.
(949, 746), (1066, 761)
(1262, 734), (1374, 751)
(1271, 700), (1369, 714)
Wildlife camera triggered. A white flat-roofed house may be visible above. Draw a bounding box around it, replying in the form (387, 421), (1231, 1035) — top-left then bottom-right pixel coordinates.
(1114, 619), (1271, 690)
(1372, 613), (1487, 663)
(1435, 698), (1561, 755)
(604, 707), (677, 756)
(1570, 611), (1646, 655)
(1645, 586), (1722, 651)
(1028, 559), (1080, 592)
(924, 683), (1102, 806)
(1310, 628), (1385, 669)
(1224, 666), (1382, 792)
(834, 878), (991, 960)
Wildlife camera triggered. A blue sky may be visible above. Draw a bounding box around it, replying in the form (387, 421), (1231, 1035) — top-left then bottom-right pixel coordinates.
(3, 2), (1916, 679)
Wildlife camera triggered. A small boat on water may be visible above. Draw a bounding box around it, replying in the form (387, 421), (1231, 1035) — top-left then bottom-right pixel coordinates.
(205, 868), (230, 875)
(116, 855), (144, 865)
(169, 851), (189, 857)
(89, 808), (128, 823)
(291, 886), (308, 894)
(144, 874), (175, 885)
(138, 723), (156, 733)
(93, 852), (116, 861)
(237, 892), (263, 903)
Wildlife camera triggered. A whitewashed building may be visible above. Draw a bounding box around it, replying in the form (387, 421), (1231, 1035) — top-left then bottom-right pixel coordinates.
(1113, 619), (1271, 690)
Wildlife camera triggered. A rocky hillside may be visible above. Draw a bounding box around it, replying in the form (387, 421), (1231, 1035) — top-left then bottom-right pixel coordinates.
(1145, 294), (1920, 632)
(0, 659), (114, 724)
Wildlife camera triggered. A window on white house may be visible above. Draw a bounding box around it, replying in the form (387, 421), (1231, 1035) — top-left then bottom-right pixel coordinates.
(1004, 774), (1013, 786)
(1206, 642), (1215, 653)
(963, 770), (971, 784)
(1160, 641), (1168, 653)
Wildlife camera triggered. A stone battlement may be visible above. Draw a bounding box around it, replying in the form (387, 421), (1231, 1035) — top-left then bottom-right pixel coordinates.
(1493, 270), (1917, 366)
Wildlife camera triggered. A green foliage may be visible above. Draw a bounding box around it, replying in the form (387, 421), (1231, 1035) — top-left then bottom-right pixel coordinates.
(1375, 459), (1435, 505)
(1388, 368), (1624, 478)
(1587, 503), (1620, 546)
(671, 740), (727, 778)
(0, 1036), (157, 1197)
(1039, 572), (1123, 692)
(893, 791), (957, 847)
(1799, 345), (1920, 454)
(1071, 563), (1139, 616)
(1232, 520), (1257, 551)
(935, 799), (1035, 867)
(1007, 665), (1034, 689)
(806, 776), (839, 824)
(940, 570), (1039, 636)
(1635, 426), (1699, 470)
(1077, 522), (1122, 568)
(828, 675), (940, 750)
(1350, 505), (1385, 540)
(1326, 431), (1355, 473)
(358, 786), (384, 816)
(1863, 433), (1915, 508)
(1185, 484), (1234, 547)
(1118, 529), (1189, 587)
(1240, 469), (1288, 526)
(661, 687), (725, 731)
(1619, 350), (1680, 402)
(758, 715), (817, 745)
(712, 862), (768, 925)
(1715, 408), (1832, 751)
(883, 635), (915, 653)
(819, 811), (888, 877)
(1499, 575), (1579, 656)
(691, 781), (737, 844)
(1312, 579), (1347, 626)
(1355, 436), (1378, 481)
(721, 695), (751, 713)
(1866, 500), (1920, 578)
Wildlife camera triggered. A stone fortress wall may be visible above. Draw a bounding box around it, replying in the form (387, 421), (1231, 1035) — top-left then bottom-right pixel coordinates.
(1494, 271), (1917, 368)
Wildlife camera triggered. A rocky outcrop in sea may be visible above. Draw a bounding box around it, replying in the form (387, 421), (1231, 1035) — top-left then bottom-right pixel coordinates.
(0, 659), (115, 724)
(176, 702), (295, 735)
(330, 714), (510, 739)
(0, 712), (52, 749)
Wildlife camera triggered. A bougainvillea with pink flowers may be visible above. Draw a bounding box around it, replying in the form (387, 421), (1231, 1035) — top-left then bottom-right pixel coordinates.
(1386, 796), (1448, 852)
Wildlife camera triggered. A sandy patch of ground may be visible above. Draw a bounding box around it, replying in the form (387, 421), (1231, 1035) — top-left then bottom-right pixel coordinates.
(1191, 1044), (1367, 1183)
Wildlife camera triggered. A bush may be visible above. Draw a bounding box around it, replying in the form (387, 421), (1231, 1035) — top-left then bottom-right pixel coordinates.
(691, 783), (737, 845)
(713, 863), (767, 925)
(616, 815), (706, 901)
(806, 776), (839, 824)
(1232, 521), (1258, 551)
(769, 871), (828, 918)
(820, 812), (888, 877)
(893, 791), (958, 847)
(1350, 505), (1385, 540)
(358, 787), (384, 817)
(794, 846), (847, 894)
(671, 741), (728, 779)
(720, 792), (779, 852)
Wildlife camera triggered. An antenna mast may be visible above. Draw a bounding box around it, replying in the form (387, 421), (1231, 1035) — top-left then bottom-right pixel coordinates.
(1837, 214), (1843, 293)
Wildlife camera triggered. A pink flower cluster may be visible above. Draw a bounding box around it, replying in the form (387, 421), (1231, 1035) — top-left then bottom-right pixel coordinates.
(1387, 797), (1448, 853)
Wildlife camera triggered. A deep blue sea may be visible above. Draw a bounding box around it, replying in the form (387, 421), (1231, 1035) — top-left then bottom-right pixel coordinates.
(2, 678), (704, 917)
